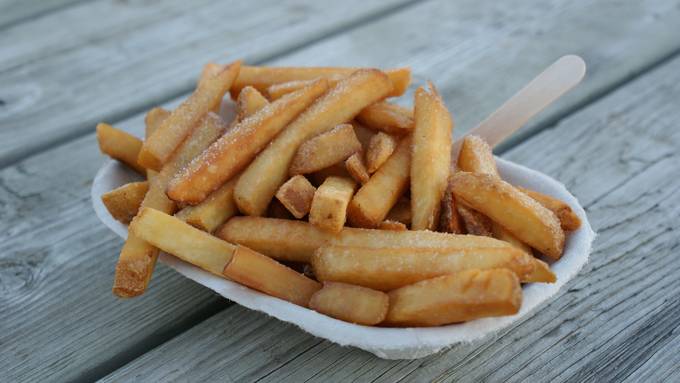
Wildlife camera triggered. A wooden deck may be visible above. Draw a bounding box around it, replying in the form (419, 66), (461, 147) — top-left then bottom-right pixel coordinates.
(1, 1), (679, 381)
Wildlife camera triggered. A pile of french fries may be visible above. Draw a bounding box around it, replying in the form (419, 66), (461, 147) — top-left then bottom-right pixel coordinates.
(97, 61), (581, 327)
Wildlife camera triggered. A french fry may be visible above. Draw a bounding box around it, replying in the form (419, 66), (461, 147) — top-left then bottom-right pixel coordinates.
(347, 137), (410, 228)
(138, 60), (241, 170)
(311, 245), (540, 291)
(456, 135), (499, 176)
(451, 172), (565, 259)
(309, 176), (356, 233)
(309, 163), (352, 186)
(198, 62), (227, 113)
(384, 269), (522, 326)
(275, 175), (316, 219)
(234, 69), (393, 216)
(174, 180), (237, 233)
(438, 179), (462, 233)
(345, 153), (370, 185)
(526, 258), (557, 283)
(411, 84), (453, 231)
(518, 187), (582, 231)
(167, 79), (328, 204)
(96, 123), (145, 174)
(217, 216), (513, 262)
(130, 208), (236, 275)
(356, 102), (414, 135)
(223, 246), (321, 307)
(289, 124), (362, 175)
(309, 282), (388, 325)
(101, 181), (149, 224)
(144, 107), (170, 139)
(236, 66), (410, 98)
(352, 121), (374, 150)
(491, 223), (533, 254)
(236, 86), (269, 121)
(378, 220), (407, 231)
(386, 196), (412, 226)
(366, 132), (398, 173)
(456, 202), (494, 236)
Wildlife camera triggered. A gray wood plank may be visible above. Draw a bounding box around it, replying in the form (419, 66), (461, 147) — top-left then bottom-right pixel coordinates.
(99, 37), (680, 383)
(0, 0), (415, 168)
(0, 0), (88, 30)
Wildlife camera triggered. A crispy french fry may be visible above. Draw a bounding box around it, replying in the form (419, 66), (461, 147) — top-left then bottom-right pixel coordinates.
(289, 124), (362, 175)
(345, 153), (370, 185)
(518, 187), (582, 231)
(138, 61), (241, 170)
(144, 107), (170, 139)
(347, 137), (411, 228)
(237, 66), (410, 99)
(456, 202), (494, 236)
(234, 69), (393, 216)
(275, 175), (316, 219)
(438, 179), (462, 233)
(174, 179), (237, 232)
(223, 246), (321, 307)
(312, 245), (540, 291)
(526, 258), (557, 283)
(457, 135), (499, 176)
(366, 132), (397, 173)
(309, 176), (356, 233)
(217, 216), (512, 262)
(386, 197), (412, 226)
(356, 102), (414, 135)
(167, 79), (328, 204)
(385, 269), (522, 326)
(411, 84), (453, 231)
(130, 208), (236, 275)
(451, 172), (565, 259)
(377, 220), (407, 231)
(309, 282), (388, 325)
(491, 223), (533, 254)
(352, 121), (374, 150)
(236, 86), (269, 121)
(96, 123), (145, 174)
(101, 181), (149, 224)
(199, 62), (227, 113)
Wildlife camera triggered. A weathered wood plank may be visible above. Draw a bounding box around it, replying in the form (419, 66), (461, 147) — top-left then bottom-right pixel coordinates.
(0, 0), (87, 30)
(0, 0), (415, 168)
(99, 39), (680, 383)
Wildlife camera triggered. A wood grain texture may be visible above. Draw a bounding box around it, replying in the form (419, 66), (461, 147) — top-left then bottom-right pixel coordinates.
(100, 39), (680, 383)
(0, 0), (87, 30)
(0, 0), (415, 168)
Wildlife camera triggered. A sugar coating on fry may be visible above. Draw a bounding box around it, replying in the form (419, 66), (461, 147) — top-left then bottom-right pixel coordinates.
(309, 176), (356, 233)
(411, 84), (453, 231)
(275, 175), (316, 219)
(167, 79), (328, 204)
(385, 269), (522, 326)
(366, 132), (398, 173)
(457, 135), (499, 176)
(218, 216), (512, 262)
(345, 153), (370, 185)
(138, 61), (241, 170)
(312, 245), (538, 291)
(174, 179), (237, 233)
(96, 123), (145, 174)
(236, 86), (269, 121)
(377, 220), (407, 231)
(289, 124), (362, 175)
(144, 107), (170, 139)
(518, 187), (582, 231)
(101, 181), (149, 224)
(451, 172), (565, 259)
(457, 202), (494, 236)
(356, 102), (414, 135)
(309, 282), (388, 325)
(348, 137), (411, 228)
(234, 69), (393, 216)
(223, 246), (321, 307)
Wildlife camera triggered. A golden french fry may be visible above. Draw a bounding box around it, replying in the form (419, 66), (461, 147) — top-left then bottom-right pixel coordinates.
(366, 132), (397, 173)
(130, 208), (236, 275)
(518, 187), (582, 231)
(411, 84), (453, 231)
(385, 269), (522, 326)
(167, 79), (328, 204)
(96, 123), (145, 174)
(217, 216), (512, 262)
(223, 246), (321, 307)
(356, 102), (414, 135)
(309, 282), (388, 325)
(451, 172), (565, 259)
(275, 175), (316, 219)
(352, 121), (374, 150)
(144, 107), (170, 139)
(198, 62), (227, 113)
(234, 69), (393, 216)
(456, 135), (499, 176)
(138, 61), (241, 170)
(309, 176), (356, 233)
(175, 179), (237, 233)
(438, 179), (462, 233)
(289, 124), (362, 175)
(312, 245), (539, 291)
(237, 66), (410, 99)
(347, 137), (410, 228)
(491, 223), (533, 254)
(377, 220), (407, 231)
(456, 202), (494, 236)
(386, 197), (412, 226)
(101, 181), (149, 224)
(236, 86), (269, 121)
(526, 258), (557, 283)
(345, 153), (370, 185)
